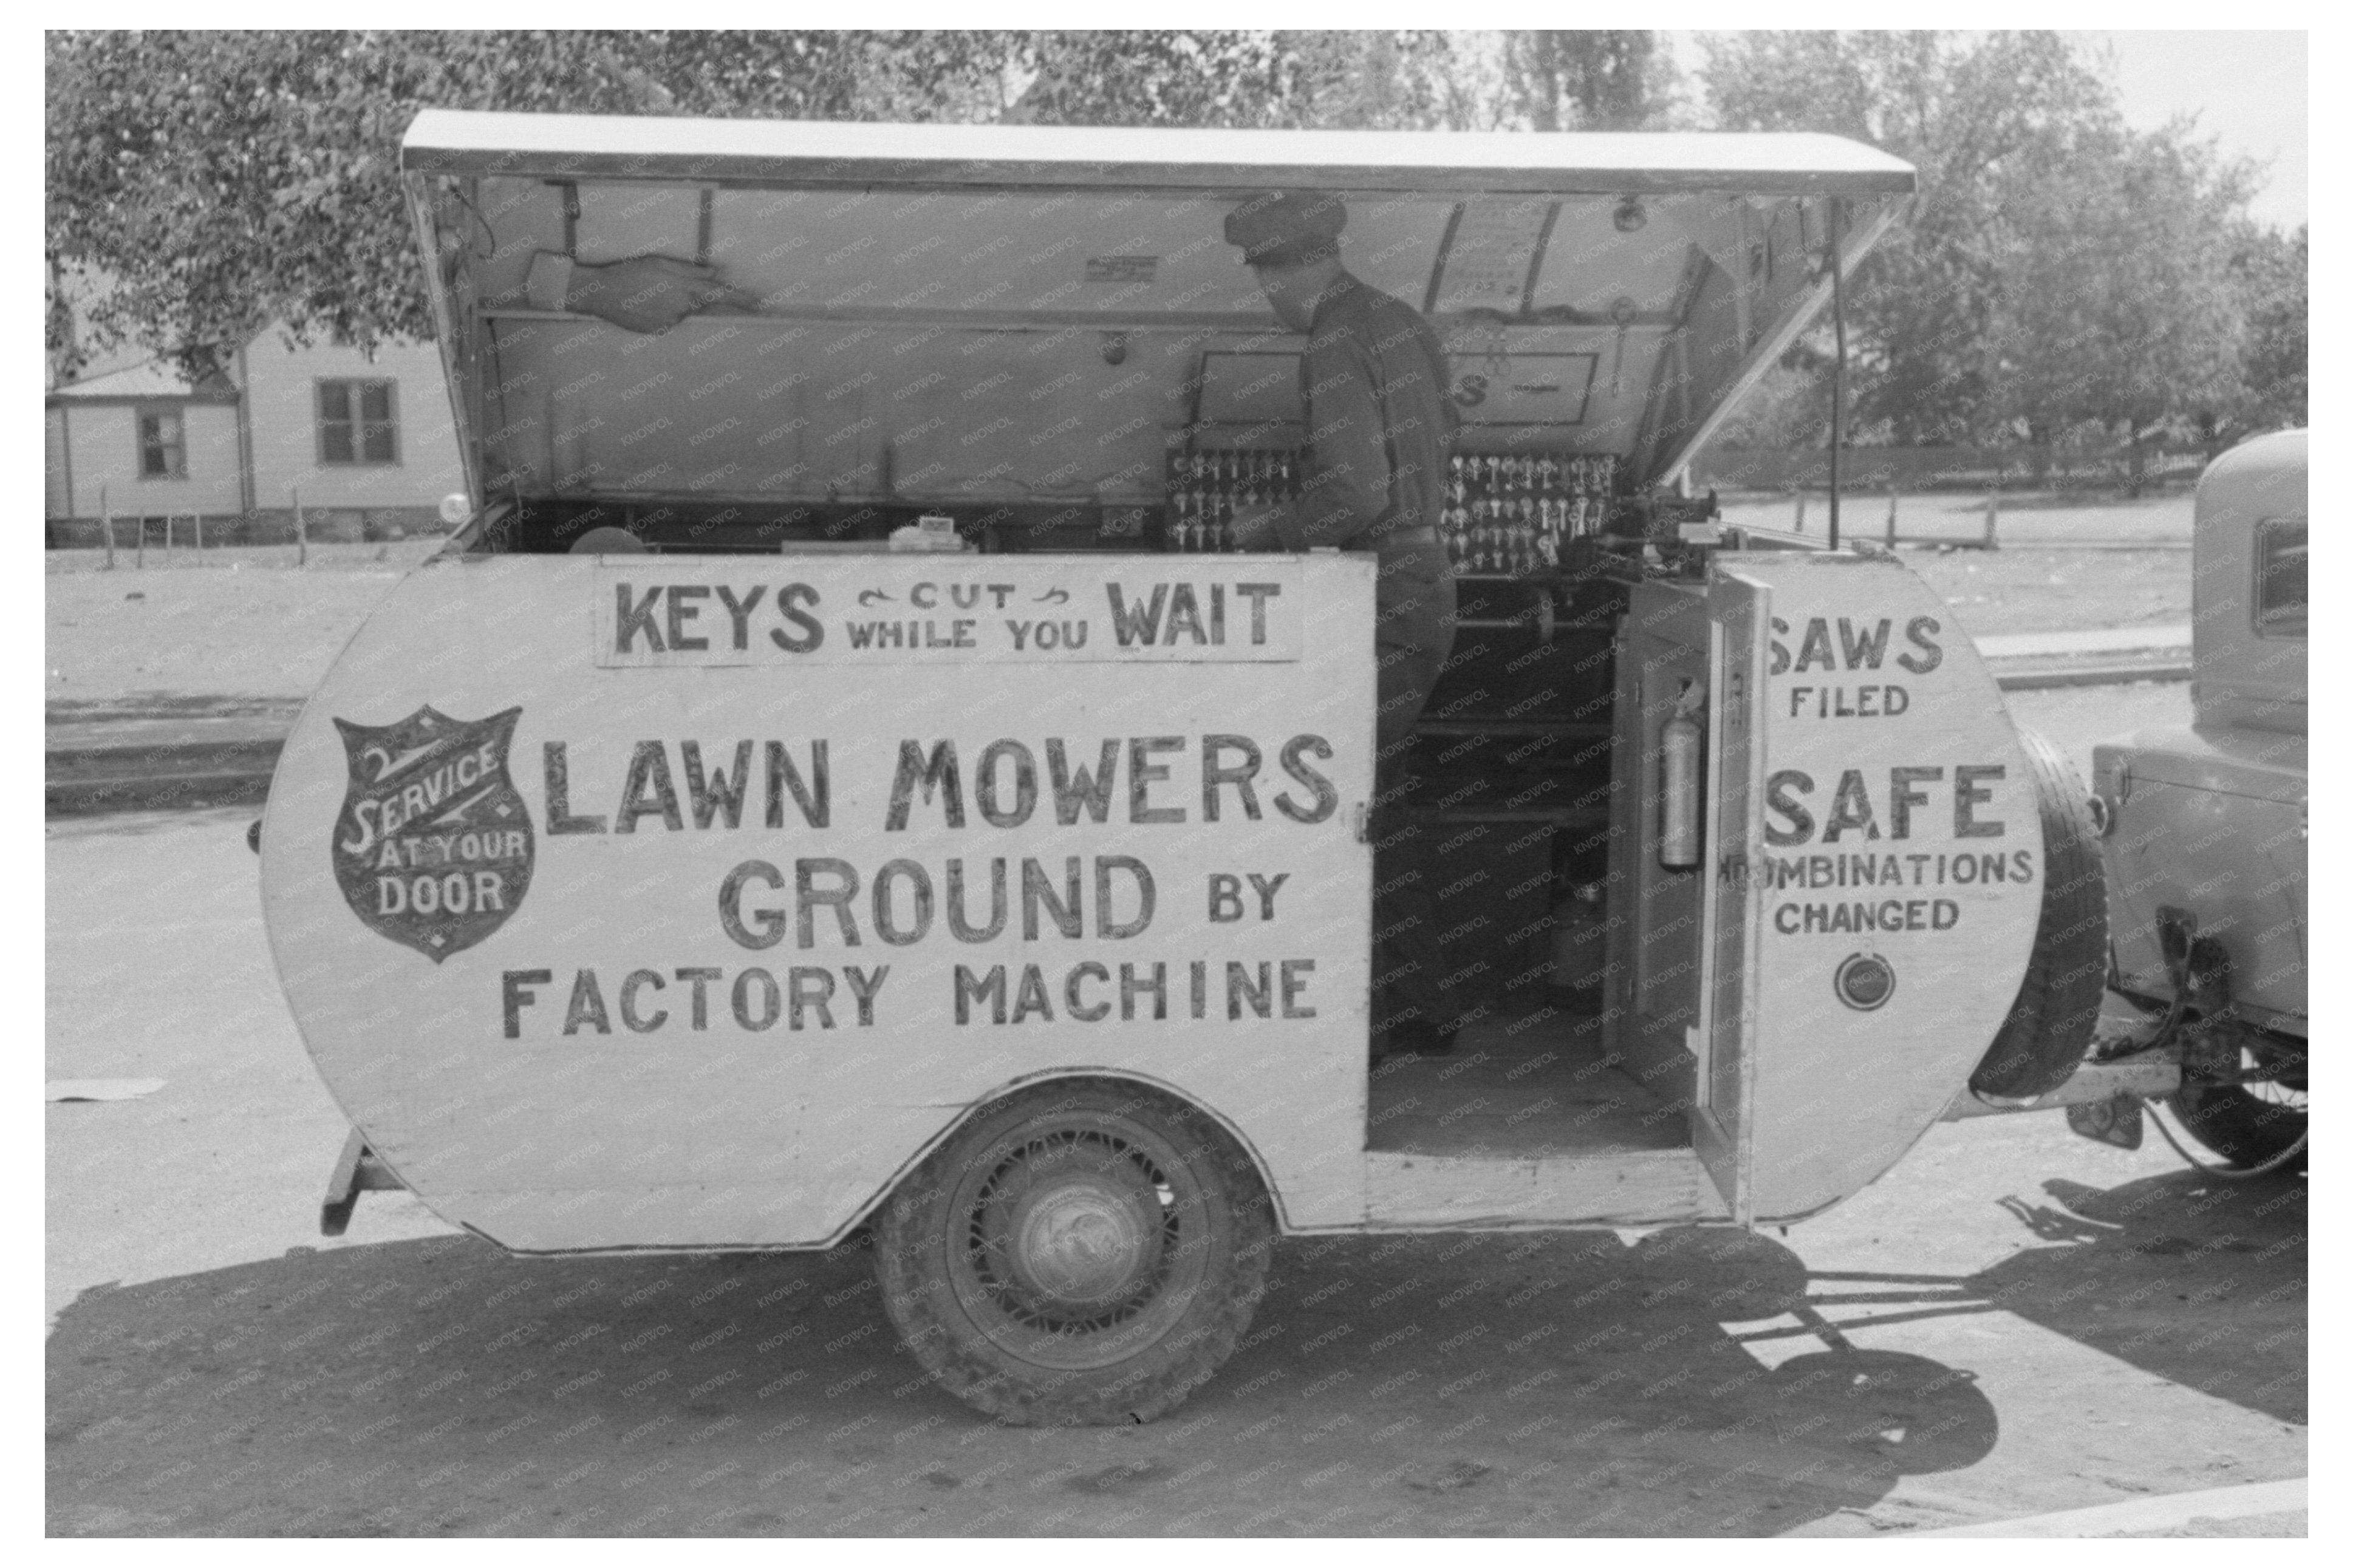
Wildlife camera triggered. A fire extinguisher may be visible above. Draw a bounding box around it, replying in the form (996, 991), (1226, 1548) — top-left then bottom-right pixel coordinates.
(1659, 680), (1704, 870)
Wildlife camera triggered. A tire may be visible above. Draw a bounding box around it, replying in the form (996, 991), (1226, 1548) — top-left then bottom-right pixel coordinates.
(1969, 728), (2109, 1100)
(873, 1079), (1275, 1425)
(2171, 1031), (2309, 1171)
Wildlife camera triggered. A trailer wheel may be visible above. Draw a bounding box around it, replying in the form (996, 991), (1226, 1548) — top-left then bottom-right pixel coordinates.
(873, 1080), (1274, 1426)
(1969, 729), (2109, 1101)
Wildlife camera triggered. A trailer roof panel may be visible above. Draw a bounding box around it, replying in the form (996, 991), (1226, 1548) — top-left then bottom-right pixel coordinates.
(401, 110), (1916, 196)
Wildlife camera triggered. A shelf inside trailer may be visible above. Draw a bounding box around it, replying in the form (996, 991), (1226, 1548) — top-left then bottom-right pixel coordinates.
(1391, 806), (1611, 828)
(1412, 719), (1610, 740)
(1367, 1009), (1690, 1158)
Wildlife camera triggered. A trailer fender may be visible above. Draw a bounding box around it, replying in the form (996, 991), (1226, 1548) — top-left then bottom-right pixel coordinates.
(847, 1068), (1294, 1240)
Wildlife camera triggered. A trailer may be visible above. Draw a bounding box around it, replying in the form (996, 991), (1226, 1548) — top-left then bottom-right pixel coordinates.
(261, 111), (2109, 1423)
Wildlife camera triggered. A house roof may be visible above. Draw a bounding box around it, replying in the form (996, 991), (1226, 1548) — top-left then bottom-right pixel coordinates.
(47, 358), (239, 406)
(401, 109), (1917, 197)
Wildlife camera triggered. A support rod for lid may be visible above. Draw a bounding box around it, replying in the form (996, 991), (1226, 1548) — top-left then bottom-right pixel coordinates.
(1828, 197), (1846, 551)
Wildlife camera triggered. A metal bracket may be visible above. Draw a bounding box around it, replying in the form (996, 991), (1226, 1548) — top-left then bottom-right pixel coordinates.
(320, 1127), (405, 1237)
(1941, 1052), (2182, 1121)
(2065, 1095), (2145, 1150)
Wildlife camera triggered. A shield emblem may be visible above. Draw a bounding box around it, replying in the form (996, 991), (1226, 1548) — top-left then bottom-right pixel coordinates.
(331, 706), (534, 962)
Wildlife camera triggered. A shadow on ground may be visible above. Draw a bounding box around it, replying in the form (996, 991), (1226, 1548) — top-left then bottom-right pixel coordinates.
(46, 1161), (2299, 1536)
(49, 1225), (1986, 1536)
(1978, 1167), (2306, 1425)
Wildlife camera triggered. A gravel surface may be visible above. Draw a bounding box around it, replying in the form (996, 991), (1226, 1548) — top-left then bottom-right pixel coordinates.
(1716, 490), (2194, 548)
(43, 520), (2196, 709)
(46, 540), (445, 708)
(46, 761), (2296, 1536)
(47, 506), (2292, 1538)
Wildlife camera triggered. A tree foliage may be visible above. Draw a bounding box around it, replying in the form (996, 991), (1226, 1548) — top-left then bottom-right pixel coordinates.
(1702, 30), (2120, 444)
(2227, 222), (2307, 434)
(1699, 30), (2293, 453)
(1498, 31), (1673, 131)
(52, 29), (1521, 380)
(50, 26), (2304, 458)
(1003, 31), (1465, 131)
(46, 30), (1026, 379)
(1985, 118), (2252, 469)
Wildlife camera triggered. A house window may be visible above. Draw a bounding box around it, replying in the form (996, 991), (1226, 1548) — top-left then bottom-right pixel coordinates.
(2253, 516), (2306, 639)
(136, 406), (186, 479)
(317, 379), (399, 465)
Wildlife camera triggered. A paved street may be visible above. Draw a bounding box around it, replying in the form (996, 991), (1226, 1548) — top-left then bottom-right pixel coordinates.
(45, 681), (2303, 1535)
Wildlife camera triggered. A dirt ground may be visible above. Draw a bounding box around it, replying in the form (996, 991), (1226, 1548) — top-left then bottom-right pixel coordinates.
(2002, 683), (2192, 785)
(46, 540), (445, 710)
(49, 506), (2287, 1538)
(45, 681), (2301, 1539)
(1899, 550), (2189, 639)
(43, 515), (2193, 710)
(1714, 489), (2193, 549)
(1715, 491), (2193, 638)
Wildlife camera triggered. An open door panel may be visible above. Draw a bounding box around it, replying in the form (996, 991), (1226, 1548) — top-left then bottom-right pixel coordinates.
(1718, 554), (2044, 1223)
(1692, 570), (1771, 1223)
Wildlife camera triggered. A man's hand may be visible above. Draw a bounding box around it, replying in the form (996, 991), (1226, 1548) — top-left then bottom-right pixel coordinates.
(1226, 503), (1286, 553)
(567, 255), (763, 335)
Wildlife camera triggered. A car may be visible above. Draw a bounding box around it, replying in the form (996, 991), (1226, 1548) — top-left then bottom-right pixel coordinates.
(2091, 429), (2307, 1171)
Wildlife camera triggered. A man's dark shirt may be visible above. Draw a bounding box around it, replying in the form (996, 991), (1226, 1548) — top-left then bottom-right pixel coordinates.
(1273, 273), (1453, 566)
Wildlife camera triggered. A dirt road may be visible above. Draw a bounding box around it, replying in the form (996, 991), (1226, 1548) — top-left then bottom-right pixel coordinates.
(46, 774), (2302, 1536)
(44, 511), (2194, 712)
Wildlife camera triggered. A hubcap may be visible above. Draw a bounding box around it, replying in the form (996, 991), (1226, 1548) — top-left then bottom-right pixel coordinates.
(1013, 1179), (1148, 1304)
(948, 1119), (1197, 1368)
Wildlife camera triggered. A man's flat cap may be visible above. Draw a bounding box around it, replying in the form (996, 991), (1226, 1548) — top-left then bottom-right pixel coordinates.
(1224, 190), (1348, 267)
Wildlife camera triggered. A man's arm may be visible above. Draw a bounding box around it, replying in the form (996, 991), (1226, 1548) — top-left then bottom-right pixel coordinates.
(1275, 330), (1393, 551)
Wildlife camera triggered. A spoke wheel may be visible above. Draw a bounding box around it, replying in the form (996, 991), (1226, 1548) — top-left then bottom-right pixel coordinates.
(2171, 1035), (2308, 1171)
(875, 1081), (1273, 1425)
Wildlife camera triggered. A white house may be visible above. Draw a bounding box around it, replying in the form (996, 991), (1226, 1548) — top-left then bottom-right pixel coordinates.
(46, 327), (466, 547)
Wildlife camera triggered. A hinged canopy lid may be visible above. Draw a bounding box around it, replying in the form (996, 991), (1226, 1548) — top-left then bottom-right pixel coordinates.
(401, 112), (1915, 516)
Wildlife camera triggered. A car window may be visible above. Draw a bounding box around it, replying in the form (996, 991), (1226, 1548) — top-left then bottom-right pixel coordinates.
(2254, 516), (2307, 639)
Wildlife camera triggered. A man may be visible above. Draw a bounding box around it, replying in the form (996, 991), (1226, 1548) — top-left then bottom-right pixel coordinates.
(1223, 191), (1462, 1057)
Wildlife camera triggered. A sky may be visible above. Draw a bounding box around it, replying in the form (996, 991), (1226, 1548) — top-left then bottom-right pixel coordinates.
(2086, 30), (2306, 229)
(1665, 29), (2307, 231)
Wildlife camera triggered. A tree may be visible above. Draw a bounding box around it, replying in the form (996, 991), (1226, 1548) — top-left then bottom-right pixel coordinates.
(1985, 119), (2254, 489)
(1269, 31), (1463, 130)
(50, 29), (1512, 379)
(997, 30), (1463, 131)
(1498, 31), (1675, 131)
(46, 30), (1025, 380)
(995, 32), (1289, 126)
(2226, 222), (2307, 437)
(1699, 31), (2119, 445)
(1708, 362), (1835, 452)
(47, 257), (83, 387)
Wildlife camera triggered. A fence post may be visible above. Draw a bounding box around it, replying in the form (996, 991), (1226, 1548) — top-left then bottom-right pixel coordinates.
(101, 485), (114, 569)
(294, 485), (307, 567)
(136, 506), (145, 570)
(1794, 491), (1808, 533)
(1982, 486), (2000, 550)
(195, 511), (203, 554)
(1885, 485), (1899, 548)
